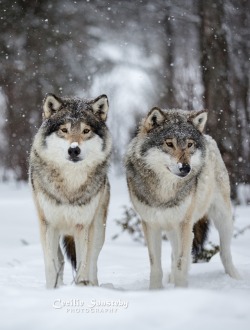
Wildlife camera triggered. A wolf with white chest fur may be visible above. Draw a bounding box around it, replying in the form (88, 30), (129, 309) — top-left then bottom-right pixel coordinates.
(125, 107), (241, 289)
(29, 93), (112, 288)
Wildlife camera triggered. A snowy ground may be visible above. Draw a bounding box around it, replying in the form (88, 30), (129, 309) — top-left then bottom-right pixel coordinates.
(0, 176), (249, 330)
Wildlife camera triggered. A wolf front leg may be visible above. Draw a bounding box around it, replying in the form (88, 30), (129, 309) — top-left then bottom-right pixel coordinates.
(142, 221), (163, 289)
(57, 244), (65, 286)
(87, 201), (108, 286)
(40, 220), (61, 289)
(74, 225), (90, 285)
(174, 221), (194, 287)
(167, 229), (179, 284)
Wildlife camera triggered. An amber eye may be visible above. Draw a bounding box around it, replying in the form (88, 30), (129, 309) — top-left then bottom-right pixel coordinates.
(61, 128), (68, 133)
(83, 128), (90, 134)
(188, 142), (193, 148)
(166, 142), (174, 148)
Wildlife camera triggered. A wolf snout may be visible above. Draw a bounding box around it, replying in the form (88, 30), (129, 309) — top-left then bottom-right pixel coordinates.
(178, 163), (191, 177)
(68, 146), (81, 161)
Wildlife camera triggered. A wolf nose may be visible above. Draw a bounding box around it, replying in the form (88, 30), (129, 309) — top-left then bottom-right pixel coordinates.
(68, 146), (81, 158)
(179, 163), (191, 176)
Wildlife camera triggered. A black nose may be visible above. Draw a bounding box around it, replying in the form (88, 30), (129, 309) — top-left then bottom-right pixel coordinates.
(179, 163), (191, 176)
(68, 146), (81, 160)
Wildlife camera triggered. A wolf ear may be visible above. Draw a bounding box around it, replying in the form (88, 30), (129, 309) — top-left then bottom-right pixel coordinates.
(89, 94), (109, 121)
(43, 94), (62, 119)
(189, 110), (208, 133)
(144, 107), (165, 132)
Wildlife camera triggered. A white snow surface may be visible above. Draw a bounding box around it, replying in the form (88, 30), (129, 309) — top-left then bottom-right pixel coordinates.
(0, 176), (249, 329)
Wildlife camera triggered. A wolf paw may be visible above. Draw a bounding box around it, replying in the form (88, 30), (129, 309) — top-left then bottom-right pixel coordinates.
(168, 272), (175, 284)
(174, 279), (188, 288)
(174, 273), (188, 287)
(227, 268), (242, 280)
(76, 280), (94, 286)
(149, 281), (163, 290)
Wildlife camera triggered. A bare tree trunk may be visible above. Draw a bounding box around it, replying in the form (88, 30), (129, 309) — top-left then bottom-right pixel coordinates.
(199, 0), (238, 198)
(161, 5), (179, 108)
(228, 0), (250, 187)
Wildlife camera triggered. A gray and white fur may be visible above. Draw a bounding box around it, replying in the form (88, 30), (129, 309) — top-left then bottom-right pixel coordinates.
(30, 93), (112, 288)
(125, 107), (240, 289)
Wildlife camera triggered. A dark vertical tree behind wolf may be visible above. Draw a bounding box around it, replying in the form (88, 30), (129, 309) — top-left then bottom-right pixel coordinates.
(0, 0), (90, 181)
(199, 0), (250, 197)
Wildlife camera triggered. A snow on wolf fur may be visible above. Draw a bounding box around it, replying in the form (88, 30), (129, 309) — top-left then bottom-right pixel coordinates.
(125, 107), (241, 289)
(29, 93), (112, 289)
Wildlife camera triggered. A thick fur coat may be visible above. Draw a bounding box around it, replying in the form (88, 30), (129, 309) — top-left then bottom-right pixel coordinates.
(125, 107), (240, 288)
(30, 94), (111, 288)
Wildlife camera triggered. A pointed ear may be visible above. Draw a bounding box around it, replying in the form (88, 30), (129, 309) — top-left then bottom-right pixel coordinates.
(144, 107), (165, 132)
(189, 110), (208, 133)
(43, 94), (62, 119)
(89, 94), (109, 121)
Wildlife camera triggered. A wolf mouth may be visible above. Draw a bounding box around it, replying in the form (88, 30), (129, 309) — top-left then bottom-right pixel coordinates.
(166, 166), (190, 178)
(68, 157), (82, 163)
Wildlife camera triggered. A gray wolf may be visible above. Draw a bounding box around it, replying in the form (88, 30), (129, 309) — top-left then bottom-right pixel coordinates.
(29, 93), (111, 288)
(125, 107), (240, 289)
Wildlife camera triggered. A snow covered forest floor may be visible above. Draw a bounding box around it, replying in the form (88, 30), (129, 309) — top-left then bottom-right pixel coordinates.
(0, 175), (249, 330)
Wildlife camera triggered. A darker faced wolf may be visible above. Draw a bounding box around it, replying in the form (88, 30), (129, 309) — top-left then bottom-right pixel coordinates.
(30, 93), (111, 288)
(125, 107), (240, 289)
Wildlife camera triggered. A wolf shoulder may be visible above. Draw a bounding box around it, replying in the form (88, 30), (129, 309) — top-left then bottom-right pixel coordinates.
(204, 134), (227, 166)
(203, 134), (230, 184)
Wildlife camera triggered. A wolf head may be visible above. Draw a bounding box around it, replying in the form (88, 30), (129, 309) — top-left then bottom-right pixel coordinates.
(37, 93), (111, 165)
(138, 107), (208, 178)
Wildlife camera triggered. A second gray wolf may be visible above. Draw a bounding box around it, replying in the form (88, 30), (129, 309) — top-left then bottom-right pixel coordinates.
(29, 93), (111, 288)
(125, 107), (240, 289)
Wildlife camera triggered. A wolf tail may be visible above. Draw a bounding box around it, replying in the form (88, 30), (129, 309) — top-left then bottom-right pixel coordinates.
(63, 235), (76, 270)
(192, 216), (210, 262)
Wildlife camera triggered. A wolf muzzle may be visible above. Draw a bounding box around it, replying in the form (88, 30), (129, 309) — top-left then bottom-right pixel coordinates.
(178, 163), (191, 177)
(68, 146), (81, 162)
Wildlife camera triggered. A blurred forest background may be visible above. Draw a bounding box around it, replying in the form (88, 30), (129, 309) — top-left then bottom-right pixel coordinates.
(0, 0), (249, 201)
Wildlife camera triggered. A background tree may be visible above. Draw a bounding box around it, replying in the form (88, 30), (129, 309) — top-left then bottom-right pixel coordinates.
(199, 0), (250, 197)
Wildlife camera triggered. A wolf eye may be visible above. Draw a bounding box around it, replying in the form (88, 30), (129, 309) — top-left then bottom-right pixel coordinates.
(61, 128), (68, 133)
(83, 128), (90, 134)
(188, 142), (193, 148)
(166, 142), (174, 148)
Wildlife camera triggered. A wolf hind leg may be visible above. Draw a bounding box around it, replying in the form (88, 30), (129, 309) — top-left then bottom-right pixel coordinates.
(208, 200), (241, 279)
(57, 245), (65, 286)
(63, 235), (76, 270)
(192, 216), (210, 262)
(142, 221), (163, 289)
